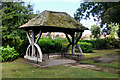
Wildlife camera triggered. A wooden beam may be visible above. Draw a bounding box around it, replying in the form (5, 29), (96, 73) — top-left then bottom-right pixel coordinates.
(25, 29), (43, 62)
(75, 43), (83, 55)
(75, 32), (83, 44)
(71, 32), (75, 54)
(65, 43), (72, 52)
(65, 33), (72, 44)
(35, 30), (42, 43)
(26, 31), (31, 44)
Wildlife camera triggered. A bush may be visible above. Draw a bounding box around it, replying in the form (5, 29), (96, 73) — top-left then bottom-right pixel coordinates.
(38, 38), (64, 53)
(17, 39), (29, 57)
(79, 40), (96, 48)
(79, 38), (120, 49)
(14, 37), (64, 57)
(76, 42), (93, 53)
(94, 39), (107, 49)
(1, 45), (19, 62)
(105, 37), (120, 48)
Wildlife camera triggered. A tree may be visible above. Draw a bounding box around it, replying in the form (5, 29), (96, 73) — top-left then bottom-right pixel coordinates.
(1, 1), (34, 46)
(74, 2), (120, 38)
(91, 25), (101, 38)
(108, 23), (119, 38)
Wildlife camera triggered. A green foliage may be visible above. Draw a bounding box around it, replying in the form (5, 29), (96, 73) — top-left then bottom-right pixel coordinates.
(2, 38), (24, 53)
(38, 38), (64, 53)
(108, 23), (119, 38)
(118, 28), (120, 38)
(17, 37), (64, 56)
(74, 2), (120, 25)
(74, 2), (120, 38)
(94, 38), (120, 49)
(91, 25), (101, 38)
(94, 39), (108, 49)
(17, 38), (29, 57)
(79, 37), (120, 49)
(79, 39), (96, 48)
(1, 45), (19, 62)
(1, 1), (36, 48)
(105, 37), (120, 48)
(76, 42), (93, 53)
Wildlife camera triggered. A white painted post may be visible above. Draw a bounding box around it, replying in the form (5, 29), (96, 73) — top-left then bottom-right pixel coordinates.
(25, 30), (43, 62)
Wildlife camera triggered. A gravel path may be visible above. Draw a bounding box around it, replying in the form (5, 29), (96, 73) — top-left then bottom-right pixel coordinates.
(44, 59), (76, 67)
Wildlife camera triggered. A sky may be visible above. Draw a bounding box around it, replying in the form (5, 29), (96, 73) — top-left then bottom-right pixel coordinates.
(25, 0), (98, 35)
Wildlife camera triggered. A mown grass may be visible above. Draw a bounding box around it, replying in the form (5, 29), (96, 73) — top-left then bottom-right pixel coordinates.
(2, 62), (118, 78)
(80, 49), (120, 68)
(81, 60), (119, 68)
(83, 49), (119, 59)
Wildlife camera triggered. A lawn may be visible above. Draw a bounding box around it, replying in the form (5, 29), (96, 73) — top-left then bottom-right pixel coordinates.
(1, 49), (120, 78)
(80, 49), (120, 68)
(2, 61), (118, 78)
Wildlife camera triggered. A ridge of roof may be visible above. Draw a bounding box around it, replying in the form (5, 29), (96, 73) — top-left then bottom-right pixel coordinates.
(19, 10), (88, 30)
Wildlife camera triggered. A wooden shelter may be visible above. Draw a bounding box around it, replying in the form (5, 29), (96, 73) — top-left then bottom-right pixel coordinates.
(19, 10), (88, 62)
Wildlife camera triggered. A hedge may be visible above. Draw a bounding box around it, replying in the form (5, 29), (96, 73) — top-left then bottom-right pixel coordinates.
(76, 42), (93, 53)
(79, 37), (120, 49)
(38, 38), (63, 53)
(17, 37), (64, 56)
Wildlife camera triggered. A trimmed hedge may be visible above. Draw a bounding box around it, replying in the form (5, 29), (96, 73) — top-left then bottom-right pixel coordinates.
(17, 37), (64, 56)
(38, 38), (63, 53)
(76, 42), (93, 53)
(1, 45), (19, 62)
(79, 37), (120, 49)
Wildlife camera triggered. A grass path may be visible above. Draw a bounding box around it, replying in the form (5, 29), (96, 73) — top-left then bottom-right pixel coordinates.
(80, 49), (120, 68)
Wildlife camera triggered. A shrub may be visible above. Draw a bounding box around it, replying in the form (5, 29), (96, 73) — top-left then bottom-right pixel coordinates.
(17, 39), (29, 57)
(1, 45), (19, 62)
(79, 38), (120, 49)
(94, 39), (108, 49)
(105, 37), (120, 48)
(79, 40), (96, 48)
(14, 37), (64, 57)
(38, 38), (64, 53)
(76, 42), (93, 53)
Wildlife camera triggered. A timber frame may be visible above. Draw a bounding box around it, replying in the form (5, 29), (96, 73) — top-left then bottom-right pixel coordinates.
(65, 32), (83, 55)
(24, 30), (42, 62)
(19, 10), (88, 62)
(24, 28), (84, 62)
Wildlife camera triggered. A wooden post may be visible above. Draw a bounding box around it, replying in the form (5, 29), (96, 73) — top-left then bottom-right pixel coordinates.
(65, 32), (83, 55)
(25, 30), (43, 62)
(75, 32), (83, 44)
(65, 34), (72, 43)
(65, 33), (72, 52)
(32, 30), (35, 57)
(75, 32), (83, 55)
(71, 32), (75, 54)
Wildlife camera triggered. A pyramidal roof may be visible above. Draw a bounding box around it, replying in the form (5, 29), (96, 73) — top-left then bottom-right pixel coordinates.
(19, 10), (88, 30)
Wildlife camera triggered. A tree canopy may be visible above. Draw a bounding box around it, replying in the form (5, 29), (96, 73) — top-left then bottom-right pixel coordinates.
(74, 2), (120, 37)
(1, 1), (34, 43)
(108, 23), (119, 38)
(91, 25), (101, 38)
